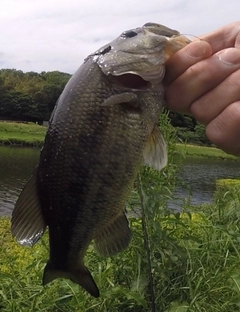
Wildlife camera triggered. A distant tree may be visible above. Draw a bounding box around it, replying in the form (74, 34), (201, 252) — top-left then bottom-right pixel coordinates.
(0, 69), (71, 122)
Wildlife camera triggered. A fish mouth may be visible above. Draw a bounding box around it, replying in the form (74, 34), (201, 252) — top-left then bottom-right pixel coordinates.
(109, 73), (151, 90)
(108, 63), (165, 91)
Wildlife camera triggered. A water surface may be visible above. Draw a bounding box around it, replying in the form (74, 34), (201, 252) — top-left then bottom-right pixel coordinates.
(0, 146), (240, 216)
(0, 146), (40, 216)
(170, 157), (240, 210)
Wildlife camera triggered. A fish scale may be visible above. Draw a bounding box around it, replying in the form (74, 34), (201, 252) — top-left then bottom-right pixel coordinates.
(11, 22), (190, 297)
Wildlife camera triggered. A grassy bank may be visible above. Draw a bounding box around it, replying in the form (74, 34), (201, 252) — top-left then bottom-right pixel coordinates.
(0, 121), (46, 146)
(176, 143), (240, 161)
(0, 122), (239, 161)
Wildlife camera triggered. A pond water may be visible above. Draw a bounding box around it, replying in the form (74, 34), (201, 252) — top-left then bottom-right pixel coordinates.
(0, 146), (240, 216)
(169, 157), (240, 210)
(0, 146), (40, 216)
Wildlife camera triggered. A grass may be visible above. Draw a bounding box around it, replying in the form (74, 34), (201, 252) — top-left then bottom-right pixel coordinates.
(0, 122), (239, 162)
(1, 115), (240, 311)
(176, 143), (240, 161)
(0, 121), (46, 146)
(1, 179), (240, 311)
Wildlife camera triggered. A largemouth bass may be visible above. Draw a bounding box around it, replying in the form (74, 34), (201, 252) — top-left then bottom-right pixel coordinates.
(11, 23), (190, 297)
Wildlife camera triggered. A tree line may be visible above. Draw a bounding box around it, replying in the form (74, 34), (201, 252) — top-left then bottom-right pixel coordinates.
(0, 69), (71, 122)
(0, 69), (211, 145)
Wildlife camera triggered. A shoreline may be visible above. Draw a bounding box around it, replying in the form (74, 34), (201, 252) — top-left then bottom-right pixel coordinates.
(0, 121), (46, 147)
(176, 143), (240, 161)
(0, 121), (239, 161)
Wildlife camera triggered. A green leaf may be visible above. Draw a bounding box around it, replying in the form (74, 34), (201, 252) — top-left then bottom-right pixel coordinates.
(167, 302), (190, 312)
(230, 272), (240, 294)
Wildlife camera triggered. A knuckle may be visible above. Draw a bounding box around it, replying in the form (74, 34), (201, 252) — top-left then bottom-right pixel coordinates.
(190, 100), (210, 124)
(227, 70), (240, 90)
(226, 101), (240, 121)
(206, 101), (240, 155)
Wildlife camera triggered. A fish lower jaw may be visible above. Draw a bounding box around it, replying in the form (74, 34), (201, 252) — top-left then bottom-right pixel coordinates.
(108, 64), (165, 91)
(139, 63), (166, 82)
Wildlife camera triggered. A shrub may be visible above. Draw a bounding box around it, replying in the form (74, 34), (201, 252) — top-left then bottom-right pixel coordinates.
(176, 123), (213, 146)
(214, 178), (240, 224)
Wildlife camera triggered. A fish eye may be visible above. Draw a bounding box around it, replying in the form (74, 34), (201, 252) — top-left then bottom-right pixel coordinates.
(121, 30), (138, 38)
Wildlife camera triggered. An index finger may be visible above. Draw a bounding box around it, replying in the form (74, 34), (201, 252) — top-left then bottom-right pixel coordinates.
(201, 21), (240, 52)
(164, 40), (212, 85)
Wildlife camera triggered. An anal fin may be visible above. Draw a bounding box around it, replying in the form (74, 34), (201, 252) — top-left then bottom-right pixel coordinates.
(143, 125), (168, 170)
(11, 167), (46, 246)
(94, 212), (132, 257)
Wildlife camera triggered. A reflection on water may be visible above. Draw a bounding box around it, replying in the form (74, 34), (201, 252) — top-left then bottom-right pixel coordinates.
(170, 157), (240, 210)
(0, 146), (40, 216)
(0, 146), (240, 216)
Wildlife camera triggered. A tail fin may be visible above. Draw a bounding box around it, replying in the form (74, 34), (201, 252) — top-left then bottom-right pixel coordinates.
(43, 261), (100, 297)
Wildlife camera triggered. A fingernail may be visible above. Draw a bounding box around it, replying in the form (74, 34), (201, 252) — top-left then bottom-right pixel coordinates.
(217, 48), (240, 65)
(186, 41), (207, 59)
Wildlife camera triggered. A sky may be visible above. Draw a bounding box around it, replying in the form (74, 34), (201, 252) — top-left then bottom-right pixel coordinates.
(1, 0), (240, 74)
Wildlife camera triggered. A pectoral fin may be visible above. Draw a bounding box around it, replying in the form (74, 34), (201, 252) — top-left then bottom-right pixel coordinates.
(94, 212), (132, 257)
(11, 167), (46, 246)
(102, 92), (138, 107)
(143, 125), (168, 170)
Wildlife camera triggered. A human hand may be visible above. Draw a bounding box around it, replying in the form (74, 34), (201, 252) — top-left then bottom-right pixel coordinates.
(164, 22), (240, 156)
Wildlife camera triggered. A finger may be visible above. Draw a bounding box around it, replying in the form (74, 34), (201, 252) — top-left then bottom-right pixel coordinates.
(201, 21), (240, 52)
(190, 65), (240, 124)
(206, 101), (240, 156)
(164, 40), (212, 85)
(165, 48), (240, 113)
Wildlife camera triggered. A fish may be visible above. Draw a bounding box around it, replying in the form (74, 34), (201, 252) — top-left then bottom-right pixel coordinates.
(11, 23), (190, 297)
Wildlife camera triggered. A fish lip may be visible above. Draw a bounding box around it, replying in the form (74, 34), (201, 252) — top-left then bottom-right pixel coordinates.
(107, 66), (165, 91)
(118, 50), (163, 57)
(108, 62), (165, 84)
(99, 51), (165, 82)
(143, 22), (180, 37)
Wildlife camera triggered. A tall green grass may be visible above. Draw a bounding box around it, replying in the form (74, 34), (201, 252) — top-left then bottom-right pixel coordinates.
(1, 115), (240, 311)
(2, 182), (240, 311)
